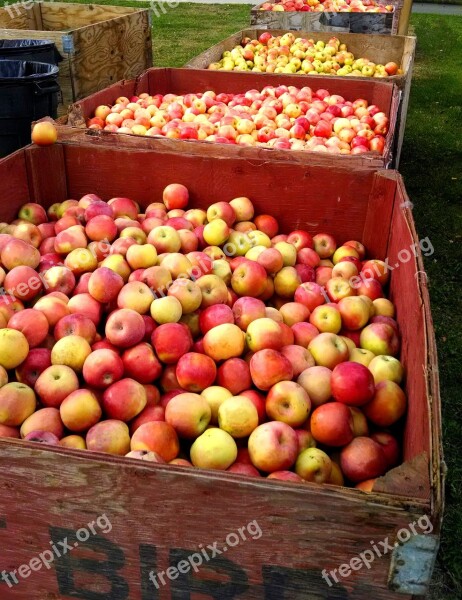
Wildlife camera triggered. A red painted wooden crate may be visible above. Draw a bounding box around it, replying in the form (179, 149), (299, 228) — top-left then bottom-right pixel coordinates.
(0, 140), (443, 600)
(61, 67), (400, 169)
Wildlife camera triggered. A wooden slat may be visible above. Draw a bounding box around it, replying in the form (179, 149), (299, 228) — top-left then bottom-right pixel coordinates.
(71, 11), (152, 101)
(40, 2), (141, 31)
(0, 439), (428, 600)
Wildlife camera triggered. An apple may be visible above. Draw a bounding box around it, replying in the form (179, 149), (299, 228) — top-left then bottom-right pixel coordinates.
(294, 282), (325, 311)
(308, 333), (349, 369)
(196, 274), (229, 308)
(105, 308), (145, 348)
(309, 304), (341, 334)
(88, 267), (124, 304)
(199, 304), (233, 335)
(267, 471), (303, 483)
(231, 261), (267, 297)
(218, 395), (259, 438)
(130, 421), (179, 461)
(246, 318), (283, 351)
(349, 406), (369, 437)
(363, 380), (407, 426)
(128, 404), (164, 434)
(152, 322), (193, 363)
(165, 392), (211, 438)
(8, 308), (49, 348)
(0, 382), (36, 427)
(274, 266), (301, 298)
(163, 184), (189, 210)
(250, 349), (293, 391)
(368, 355), (404, 384)
(60, 389), (102, 432)
(337, 296), (370, 330)
(229, 196), (254, 222)
(291, 322), (319, 347)
(14, 348), (51, 387)
(331, 361), (375, 406)
(232, 297), (266, 331)
(31, 121), (57, 146)
(313, 233), (336, 258)
(310, 403), (355, 447)
(176, 352), (217, 392)
(295, 448), (332, 483)
(168, 279), (202, 314)
(297, 366), (332, 407)
(35, 365), (79, 408)
(360, 323), (399, 356)
(216, 358), (251, 395)
(349, 347), (375, 367)
(371, 431), (400, 468)
(228, 463), (261, 477)
(266, 381), (310, 427)
(122, 343), (162, 383)
(86, 420), (131, 455)
(203, 323), (245, 361)
(248, 421), (298, 473)
(340, 437), (387, 483)
(280, 345), (315, 377)
(190, 428), (237, 470)
(201, 386), (233, 424)
(102, 378), (147, 422)
(54, 314), (96, 344)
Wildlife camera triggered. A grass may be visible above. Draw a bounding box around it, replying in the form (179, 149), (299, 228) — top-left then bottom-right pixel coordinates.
(0, 0), (461, 597)
(399, 14), (462, 600)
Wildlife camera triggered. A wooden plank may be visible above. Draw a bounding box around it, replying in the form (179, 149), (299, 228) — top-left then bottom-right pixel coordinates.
(0, 3), (30, 28)
(71, 10), (152, 101)
(0, 149), (31, 221)
(40, 2), (140, 31)
(0, 439), (428, 600)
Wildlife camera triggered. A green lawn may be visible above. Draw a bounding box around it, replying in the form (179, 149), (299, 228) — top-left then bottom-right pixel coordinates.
(0, 1), (461, 597)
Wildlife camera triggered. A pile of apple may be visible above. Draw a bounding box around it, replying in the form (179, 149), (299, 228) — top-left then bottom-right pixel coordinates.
(87, 85), (389, 155)
(209, 33), (400, 78)
(259, 0), (394, 13)
(0, 187), (406, 489)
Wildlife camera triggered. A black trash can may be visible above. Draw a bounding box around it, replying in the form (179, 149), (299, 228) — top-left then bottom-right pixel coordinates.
(0, 39), (62, 66)
(0, 60), (60, 158)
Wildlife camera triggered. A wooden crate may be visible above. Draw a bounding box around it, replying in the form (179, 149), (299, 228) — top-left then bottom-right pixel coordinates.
(0, 2), (152, 115)
(0, 139), (444, 599)
(186, 30), (416, 167)
(251, 1), (403, 35)
(63, 66), (400, 168)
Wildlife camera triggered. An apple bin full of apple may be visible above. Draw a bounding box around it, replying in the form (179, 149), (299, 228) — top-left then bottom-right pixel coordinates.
(0, 140), (442, 599)
(250, 0), (402, 35)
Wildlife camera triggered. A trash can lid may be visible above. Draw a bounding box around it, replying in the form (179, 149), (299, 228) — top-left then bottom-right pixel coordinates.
(0, 60), (59, 81)
(0, 39), (55, 49)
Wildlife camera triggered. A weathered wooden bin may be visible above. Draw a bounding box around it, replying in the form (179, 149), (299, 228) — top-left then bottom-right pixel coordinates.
(251, 1), (403, 35)
(0, 2), (153, 115)
(62, 67), (400, 168)
(0, 138), (444, 599)
(186, 29), (416, 166)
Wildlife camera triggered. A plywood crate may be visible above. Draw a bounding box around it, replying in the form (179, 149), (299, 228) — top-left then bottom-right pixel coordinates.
(186, 30), (416, 166)
(0, 2), (153, 115)
(0, 138), (444, 599)
(62, 67), (400, 168)
(251, 1), (403, 35)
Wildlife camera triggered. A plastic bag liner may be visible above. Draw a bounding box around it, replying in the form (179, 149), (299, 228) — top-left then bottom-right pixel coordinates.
(0, 60), (59, 83)
(0, 39), (62, 64)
